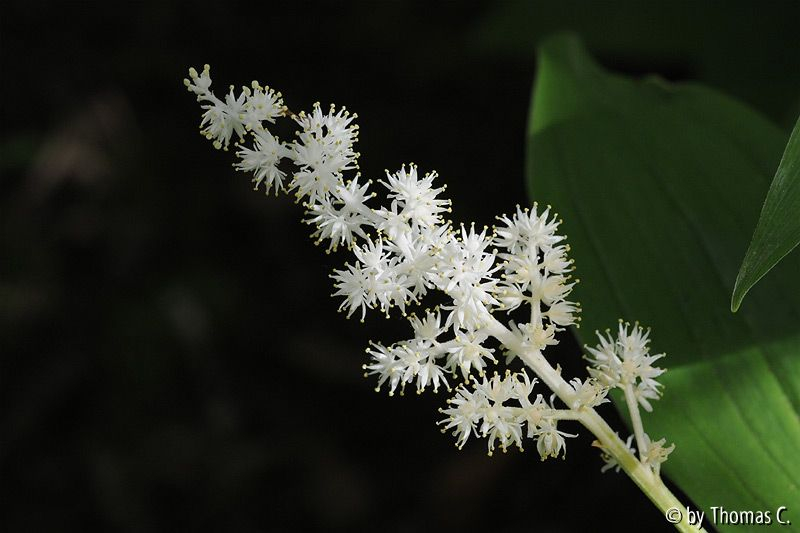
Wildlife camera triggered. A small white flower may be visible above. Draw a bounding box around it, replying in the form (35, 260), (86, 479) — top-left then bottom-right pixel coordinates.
(353, 236), (388, 270)
(501, 245), (543, 290)
(235, 128), (291, 194)
(640, 433), (675, 474)
(512, 320), (559, 352)
(184, 65), (213, 98)
(388, 228), (443, 299)
(321, 105), (360, 146)
(519, 395), (549, 438)
(540, 245), (573, 274)
(568, 377), (609, 410)
(304, 178), (374, 251)
(494, 203), (562, 254)
(441, 285), (497, 332)
(473, 373), (524, 454)
(417, 356), (449, 393)
(493, 283), (525, 313)
(364, 342), (404, 394)
(546, 300), (580, 327)
(594, 434), (636, 473)
(511, 371), (548, 438)
(333, 177), (375, 215)
(198, 86), (247, 150)
(374, 200), (409, 241)
(408, 309), (445, 343)
(241, 82), (284, 130)
(538, 274), (574, 306)
(634, 380), (661, 413)
(331, 262), (372, 321)
(535, 420), (575, 460)
(381, 164), (450, 229)
(512, 370), (538, 399)
(437, 225), (497, 292)
(305, 198), (363, 252)
(439, 386), (484, 449)
(446, 331), (496, 379)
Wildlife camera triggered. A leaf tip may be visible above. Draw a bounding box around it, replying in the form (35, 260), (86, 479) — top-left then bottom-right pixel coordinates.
(730, 273), (750, 313)
(530, 32), (597, 135)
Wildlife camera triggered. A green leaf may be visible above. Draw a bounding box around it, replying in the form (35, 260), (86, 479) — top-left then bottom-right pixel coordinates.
(527, 33), (800, 527)
(732, 116), (800, 312)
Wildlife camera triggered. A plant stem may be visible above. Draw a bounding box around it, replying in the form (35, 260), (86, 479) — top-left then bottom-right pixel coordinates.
(579, 409), (702, 532)
(623, 382), (649, 462)
(484, 316), (705, 533)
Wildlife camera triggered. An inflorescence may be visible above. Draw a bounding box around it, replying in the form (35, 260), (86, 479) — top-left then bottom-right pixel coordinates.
(185, 65), (673, 470)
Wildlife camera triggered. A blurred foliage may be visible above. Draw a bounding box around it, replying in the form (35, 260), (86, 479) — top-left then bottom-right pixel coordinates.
(2, 1), (798, 532)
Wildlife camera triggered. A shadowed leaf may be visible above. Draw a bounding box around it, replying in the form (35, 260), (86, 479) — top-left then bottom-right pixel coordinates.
(527, 33), (800, 528)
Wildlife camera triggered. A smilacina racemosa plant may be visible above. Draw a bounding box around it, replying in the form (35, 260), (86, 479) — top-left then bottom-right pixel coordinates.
(184, 64), (705, 532)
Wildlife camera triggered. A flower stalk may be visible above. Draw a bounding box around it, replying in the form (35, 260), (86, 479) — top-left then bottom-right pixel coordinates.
(624, 382), (649, 461)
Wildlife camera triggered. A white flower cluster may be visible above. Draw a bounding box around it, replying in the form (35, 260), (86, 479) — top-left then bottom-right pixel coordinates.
(185, 65), (671, 471)
(364, 308), (495, 396)
(586, 322), (674, 473)
(185, 65), (284, 152)
(356, 203), (581, 400)
(439, 371), (608, 457)
(586, 322), (665, 412)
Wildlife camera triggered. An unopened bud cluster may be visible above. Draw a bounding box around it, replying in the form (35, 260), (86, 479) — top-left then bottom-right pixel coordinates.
(185, 65), (673, 471)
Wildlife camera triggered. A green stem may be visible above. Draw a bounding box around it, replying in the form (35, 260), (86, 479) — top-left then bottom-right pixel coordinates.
(580, 409), (702, 533)
(624, 382), (649, 462)
(485, 316), (705, 533)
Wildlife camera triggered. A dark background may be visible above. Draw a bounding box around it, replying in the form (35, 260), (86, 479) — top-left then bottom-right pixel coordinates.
(3, 1), (799, 532)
